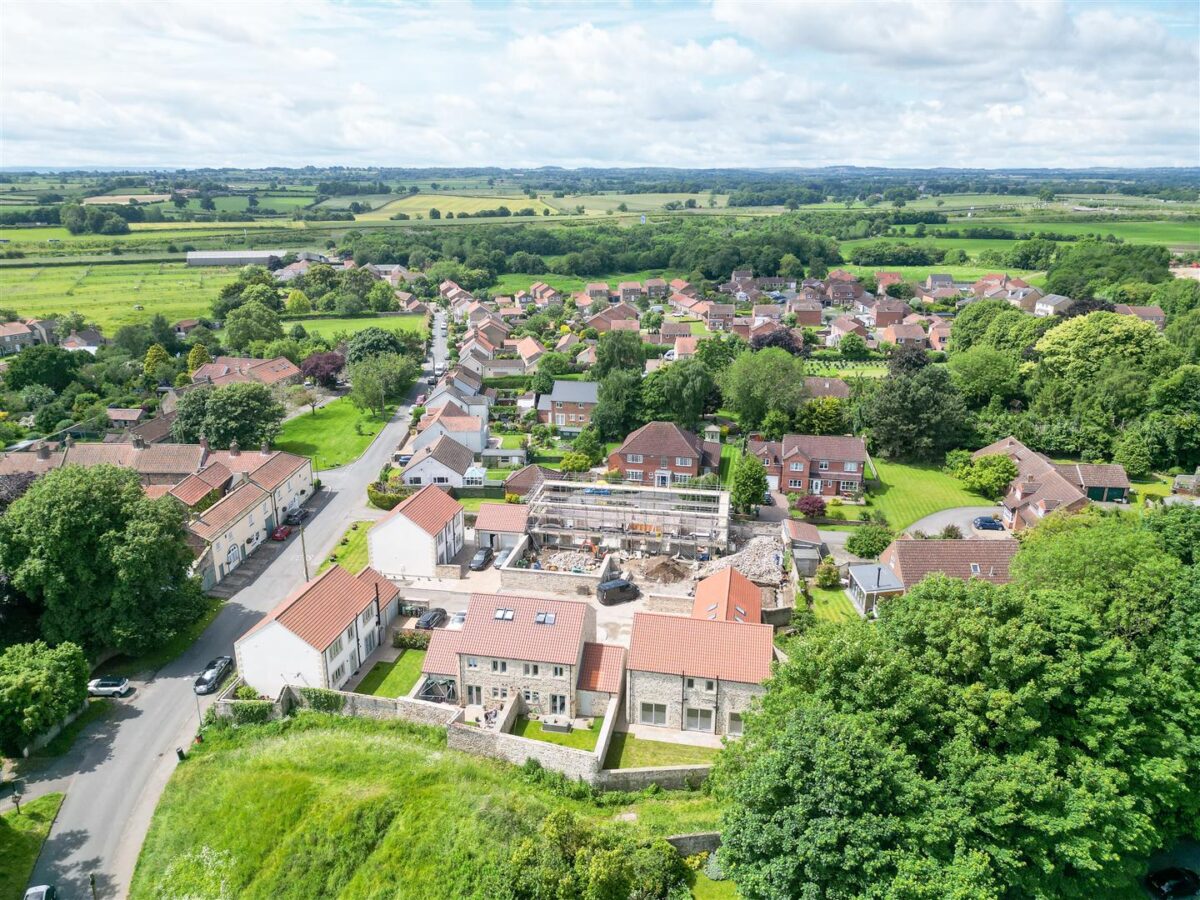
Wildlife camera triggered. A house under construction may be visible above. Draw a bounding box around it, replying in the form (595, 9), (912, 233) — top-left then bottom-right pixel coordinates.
(525, 479), (731, 559)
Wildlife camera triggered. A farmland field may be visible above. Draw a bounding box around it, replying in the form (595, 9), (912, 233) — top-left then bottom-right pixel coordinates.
(490, 270), (682, 296)
(285, 314), (426, 339)
(546, 192), (730, 214)
(0, 262), (241, 331)
(358, 193), (557, 220)
(130, 714), (718, 899)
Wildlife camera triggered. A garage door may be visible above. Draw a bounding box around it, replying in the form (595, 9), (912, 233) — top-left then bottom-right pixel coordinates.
(766, 475), (779, 490)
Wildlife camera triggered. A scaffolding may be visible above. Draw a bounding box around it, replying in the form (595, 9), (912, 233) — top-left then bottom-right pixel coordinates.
(525, 479), (731, 558)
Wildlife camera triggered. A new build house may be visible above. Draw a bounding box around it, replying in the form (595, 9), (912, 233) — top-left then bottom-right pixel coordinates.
(368, 485), (465, 578)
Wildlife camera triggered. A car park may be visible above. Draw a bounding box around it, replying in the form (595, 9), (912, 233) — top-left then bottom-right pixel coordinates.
(972, 516), (1005, 531)
(469, 547), (494, 570)
(1145, 868), (1200, 899)
(597, 578), (640, 606)
(416, 608), (447, 630)
(87, 676), (131, 697)
(271, 525), (292, 541)
(193, 656), (233, 695)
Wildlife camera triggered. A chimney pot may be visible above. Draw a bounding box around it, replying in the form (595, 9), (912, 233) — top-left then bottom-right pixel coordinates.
(64, 434), (75, 448)
(36, 442), (50, 460)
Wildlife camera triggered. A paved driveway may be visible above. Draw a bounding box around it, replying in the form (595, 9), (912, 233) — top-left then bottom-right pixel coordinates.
(903, 505), (1009, 539)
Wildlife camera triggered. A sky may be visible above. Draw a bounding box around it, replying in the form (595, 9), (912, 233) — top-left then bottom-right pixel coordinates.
(2, 0), (1198, 170)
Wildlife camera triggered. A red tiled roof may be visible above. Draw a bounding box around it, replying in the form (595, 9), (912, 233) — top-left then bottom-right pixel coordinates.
(880, 538), (1019, 587)
(246, 565), (381, 651)
(503, 464), (557, 497)
(422, 629), (463, 676)
(473, 503), (529, 533)
(355, 565), (400, 602)
(577, 643), (625, 693)
(803, 376), (850, 399)
(143, 484), (172, 499)
(169, 471), (223, 507)
(456, 593), (590, 666)
(188, 482), (269, 542)
(691, 567), (762, 624)
(628, 612), (774, 683)
(615, 421), (706, 460)
(374, 484), (462, 535)
(784, 519), (822, 544)
(245, 451), (309, 490)
(781, 434), (867, 463)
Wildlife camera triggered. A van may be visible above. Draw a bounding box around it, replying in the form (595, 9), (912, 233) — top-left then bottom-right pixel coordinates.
(597, 578), (639, 606)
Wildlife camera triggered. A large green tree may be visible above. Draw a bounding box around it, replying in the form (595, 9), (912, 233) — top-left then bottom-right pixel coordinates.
(3, 344), (80, 393)
(0, 465), (204, 654)
(640, 358), (716, 430)
(720, 348), (809, 430)
(591, 369), (645, 440)
(223, 300), (283, 350)
(729, 453), (768, 513)
(0, 640), (89, 755)
(592, 330), (645, 379)
(858, 365), (969, 461)
(1034, 311), (1176, 383)
(948, 346), (1022, 407)
(171, 382), (285, 448)
(345, 327), (406, 365)
(347, 353), (419, 416)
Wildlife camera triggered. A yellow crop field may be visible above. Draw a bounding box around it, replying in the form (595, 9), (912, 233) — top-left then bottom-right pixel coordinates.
(357, 193), (557, 220)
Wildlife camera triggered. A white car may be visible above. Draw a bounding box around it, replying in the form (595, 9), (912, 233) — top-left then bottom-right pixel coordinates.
(447, 610), (467, 630)
(87, 676), (132, 697)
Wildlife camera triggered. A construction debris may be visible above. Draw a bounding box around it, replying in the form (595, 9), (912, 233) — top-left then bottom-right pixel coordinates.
(697, 536), (786, 585)
(545, 550), (596, 571)
(621, 554), (691, 584)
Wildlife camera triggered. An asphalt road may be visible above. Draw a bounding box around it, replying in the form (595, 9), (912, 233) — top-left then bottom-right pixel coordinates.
(21, 311), (445, 899)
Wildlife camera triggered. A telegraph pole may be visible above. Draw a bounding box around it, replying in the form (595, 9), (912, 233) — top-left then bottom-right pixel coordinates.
(299, 523), (310, 581)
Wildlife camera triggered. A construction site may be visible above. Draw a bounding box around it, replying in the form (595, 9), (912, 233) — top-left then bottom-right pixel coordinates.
(524, 479), (732, 560)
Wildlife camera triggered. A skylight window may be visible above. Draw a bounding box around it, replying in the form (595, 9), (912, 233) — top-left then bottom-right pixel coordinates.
(494, 608), (514, 620)
(970, 564), (981, 575)
(734, 605), (747, 616)
(535, 612), (556, 625)
(706, 603), (718, 612)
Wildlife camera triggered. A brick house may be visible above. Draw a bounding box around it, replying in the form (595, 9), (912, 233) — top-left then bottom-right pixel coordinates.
(536, 380), (599, 433)
(1115, 304), (1167, 330)
(786, 299), (823, 326)
(826, 315), (867, 347)
(607, 421), (721, 486)
(751, 304), (783, 326)
(881, 322), (928, 348)
(748, 433), (867, 496)
(618, 281), (644, 303)
(849, 538), (1019, 615)
(705, 303), (735, 330)
(644, 278), (668, 298)
(585, 282), (611, 302)
(867, 299), (912, 328)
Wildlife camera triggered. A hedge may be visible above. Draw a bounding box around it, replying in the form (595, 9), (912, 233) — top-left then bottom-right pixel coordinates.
(298, 687), (345, 713)
(230, 700), (274, 725)
(368, 483), (413, 510)
(393, 630), (431, 650)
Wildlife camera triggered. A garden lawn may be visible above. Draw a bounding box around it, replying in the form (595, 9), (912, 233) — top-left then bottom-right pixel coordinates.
(354, 651), (426, 698)
(718, 443), (742, 485)
(456, 496), (493, 513)
(1130, 473), (1174, 502)
(603, 732), (720, 769)
(319, 521), (372, 574)
(511, 716), (602, 751)
(276, 397), (391, 468)
(288, 315), (426, 339)
(498, 433), (525, 449)
(690, 872), (740, 899)
(807, 586), (859, 624)
(866, 459), (989, 530)
(130, 714), (718, 899)
(0, 792), (64, 898)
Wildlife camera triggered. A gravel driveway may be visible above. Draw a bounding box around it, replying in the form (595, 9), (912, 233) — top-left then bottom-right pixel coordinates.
(903, 506), (1010, 539)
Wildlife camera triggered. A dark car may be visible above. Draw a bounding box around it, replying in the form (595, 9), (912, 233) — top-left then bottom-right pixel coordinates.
(284, 508), (311, 527)
(1146, 868), (1200, 899)
(761, 492), (775, 506)
(469, 547), (494, 571)
(416, 608), (447, 630)
(193, 656), (233, 695)
(972, 516), (1005, 531)
(598, 578), (640, 606)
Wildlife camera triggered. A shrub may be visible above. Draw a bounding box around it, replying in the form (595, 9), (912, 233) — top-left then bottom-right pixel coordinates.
(939, 524), (964, 540)
(794, 495), (827, 519)
(393, 630), (431, 650)
(367, 482), (411, 510)
(846, 524), (894, 559)
(298, 687), (344, 713)
(704, 851), (727, 881)
(504, 492), (521, 504)
(684, 852), (709, 872)
(234, 684), (260, 701)
(230, 700), (274, 725)
(815, 562), (841, 589)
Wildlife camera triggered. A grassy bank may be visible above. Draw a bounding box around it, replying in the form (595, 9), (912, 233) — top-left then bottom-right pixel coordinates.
(130, 713), (718, 899)
(276, 397), (392, 468)
(0, 792), (64, 898)
(319, 520), (372, 574)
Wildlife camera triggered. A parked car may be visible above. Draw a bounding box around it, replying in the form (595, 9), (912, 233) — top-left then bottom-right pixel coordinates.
(448, 610), (467, 630)
(761, 492), (775, 506)
(426, 375), (437, 386)
(469, 547), (494, 571)
(972, 516), (1005, 531)
(1146, 868), (1200, 899)
(284, 508), (310, 527)
(493, 548), (513, 569)
(415, 393), (427, 405)
(87, 676), (131, 698)
(23, 886), (58, 900)
(416, 608), (447, 630)
(598, 578), (640, 606)
(193, 656), (233, 695)
(271, 525), (292, 541)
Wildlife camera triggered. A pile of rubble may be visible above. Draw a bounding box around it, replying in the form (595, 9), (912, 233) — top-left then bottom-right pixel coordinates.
(697, 536), (785, 585)
(545, 550), (596, 571)
(623, 554), (691, 584)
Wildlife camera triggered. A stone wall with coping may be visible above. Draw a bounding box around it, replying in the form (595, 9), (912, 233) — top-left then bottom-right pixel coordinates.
(500, 536), (617, 597)
(592, 695), (621, 768)
(594, 764), (713, 792)
(665, 832), (721, 855)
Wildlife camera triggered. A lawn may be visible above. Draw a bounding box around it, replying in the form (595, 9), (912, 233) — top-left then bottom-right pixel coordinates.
(497, 432), (525, 449)
(456, 496), (495, 513)
(690, 872), (740, 899)
(807, 586), (859, 624)
(865, 459), (989, 530)
(130, 713), (718, 899)
(288, 314), (426, 339)
(354, 651), (426, 698)
(718, 442), (742, 485)
(0, 792), (64, 898)
(275, 397), (392, 469)
(489, 269), (684, 297)
(805, 360), (890, 379)
(104, 594), (224, 678)
(603, 732), (720, 769)
(1130, 473), (1174, 502)
(319, 520), (372, 574)
(511, 716), (603, 751)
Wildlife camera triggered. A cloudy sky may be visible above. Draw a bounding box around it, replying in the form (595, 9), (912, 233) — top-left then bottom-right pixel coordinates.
(2, 0), (1198, 170)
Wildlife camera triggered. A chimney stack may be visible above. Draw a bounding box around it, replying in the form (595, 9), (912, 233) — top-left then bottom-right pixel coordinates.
(229, 440), (240, 457)
(261, 440), (271, 455)
(132, 435), (146, 451)
(64, 434), (74, 448)
(36, 443), (50, 460)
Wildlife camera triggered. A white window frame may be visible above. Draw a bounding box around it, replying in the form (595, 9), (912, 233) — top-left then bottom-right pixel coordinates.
(729, 712), (744, 736)
(788, 479), (805, 489)
(627, 470), (643, 482)
(675, 457), (692, 467)
(685, 707), (714, 732)
(844, 461), (858, 472)
(789, 462), (804, 471)
(467, 657), (478, 670)
(627, 453), (643, 464)
(705, 679), (716, 693)
(640, 702), (667, 726)
(491, 660), (507, 673)
(840, 480), (857, 492)
(523, 663), (539, 676)
(818, 460), (829, 470)
(552, 665), (564, 678)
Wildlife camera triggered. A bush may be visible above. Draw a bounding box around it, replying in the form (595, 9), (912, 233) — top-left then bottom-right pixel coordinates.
(230, 700), (274, 725)
(504, 492), (521, 504)
(939, 524), (964, 540)
(393, 630), (431, 650)
(234, 684), (260, 700)
(794, 495), (827, 519)
(815, 562), (841, 589)
(367, 482), (411, 510)
(298, 687), (345, 713)
(704, 850), (727, 881)
(846, 524), (894, 559)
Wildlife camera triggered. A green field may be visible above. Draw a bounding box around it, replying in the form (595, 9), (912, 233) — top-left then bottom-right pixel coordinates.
(548, 192), (729, 214)
(319, 520), (372, 574)
(354, 651), (426, 698)
(489, 269), (682, 296)
(0, 792), (64, 898)
(358, 193), (557, 220)
(276, 398), (391, 469)
(130, 714), (718, 899)
(288, 314), (426, 339)
(865, 460), (990, 529)
(0, 262), (241, 332)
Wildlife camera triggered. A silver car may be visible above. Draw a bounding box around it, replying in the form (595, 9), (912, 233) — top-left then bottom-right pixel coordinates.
(87, 676), (131, 697)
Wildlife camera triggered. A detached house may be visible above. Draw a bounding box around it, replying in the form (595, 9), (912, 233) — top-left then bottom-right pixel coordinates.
(402, 434), (485, 488)
(849, 538), (1019, 615)
(644, 278), (668, 299)
(1034, 294), (1075, 317)
(235, 564), (399, 699)
(826, 316), (867, 347)
(751, 304), (783, 326)
(867, 299), (912, 328)
(881, 322), (928, 348)
(786, 300), (823, 327)
(368, 485), (465, 579)
(1115, 304), (1167, 330)
(537, 380), (599, 433)
(618, 281), (644, 302)
(607, 421), (720, 485)
(705, 303), (735, 330)
(414, 405), (487, 454)
(0, 321), (36, 355)
(191, 356), (301, 388)
(748, 433), (867, 497)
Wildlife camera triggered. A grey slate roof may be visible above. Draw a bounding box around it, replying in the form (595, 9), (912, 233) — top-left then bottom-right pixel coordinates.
(537, 380), (600, 411)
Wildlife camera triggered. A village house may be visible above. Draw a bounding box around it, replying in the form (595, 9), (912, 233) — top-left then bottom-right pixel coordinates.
(537, 380), (599, 433)
(368, 484), (465, 579)
(426, 381), (490, 420)
(691, 567), (762, 624)
(618, 281), (644, 302)
(748, 433), (867, 496)
(673, 335), (699, 360)
(669, 293), (701, 314)
(234, 564), (399, 699)
(866, 298), (913, 328)
(669, 278), (696, 296)
(1115, 304), (1167, 330)
(585, 282), (611, 302)
(401, 435), (485, 488)
(826, 315), (867, 347)
(751, 304), (783, 326)
(928, 319), (952, 351)
(705, 303), (735, 330)
(644, 278), (668, 299)
(849, 538), (1019, 616)
(187, 481), (273, 589)
(414, 405), (487, 454)
(105, 407), (146, 428)
(626, 612), (773, 736)
(1033, 294), (1075, 317)
(881, 322), (928, 348)
(786, 299), (823, 326)
(607, 421), (720, 485)
(803, 376), (850, 400)
(586, 302), (640, 333)
(191, 356), (301, 388)
(419, 593), (597, 717)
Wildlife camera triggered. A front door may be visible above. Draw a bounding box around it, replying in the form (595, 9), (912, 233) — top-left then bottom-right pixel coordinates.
(556, 414), (565, 426)
(655, 471), (670, 487)
(225, 543), (242, 573)
(809, 479), (823, 495)
(550, 694), (567, 715)
(364, 628), (378, 655)
(466, 685), (482, 705)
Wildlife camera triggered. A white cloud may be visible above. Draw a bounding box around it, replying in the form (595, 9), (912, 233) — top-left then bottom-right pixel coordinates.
(0, 0), (1195, 168)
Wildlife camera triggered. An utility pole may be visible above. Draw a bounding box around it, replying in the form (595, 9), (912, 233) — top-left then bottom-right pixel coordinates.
(299, 523), (310, 581)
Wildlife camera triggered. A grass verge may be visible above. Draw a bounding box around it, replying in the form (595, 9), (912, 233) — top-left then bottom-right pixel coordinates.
(104, 595), (224, 678)
(353, 651), (426, 698)
(603, 732), (720, 769)
(511, 716), (602, 751)
(0, 792), (64, 898)
(32, 699), (114, 758)
(319, 520), (371, 574)
(276, 397), (393, 469)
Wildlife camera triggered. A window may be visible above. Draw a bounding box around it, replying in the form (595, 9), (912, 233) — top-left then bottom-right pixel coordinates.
(467, 657), (478, 669)
(675, 457), (692, 467)
(970, 563), (981, 575)
(534, 612), (556, 625)
(361, 608), (374, 626)
(409, 476), (423, 485)
(491, 660), (507, 673)
(627, 470), (643, 482)
(840, 480), (857, 492)
(555, 401), (563, 408)
(844, 461), (858, 472)
(433, 476), (449, 484)
(523, 690), (540, 703)
(552, 666), (564, 678)
(789, 462), (804, 471)
(640, 702), (667, 726)
(331, 662), (347, 684)
(493, 608), (514, 620)
(326, 637), (343, 661)
(685, 708), (714, 732)
(705, 679), (716, 693)
(788, 479), (805, 489)
(551, 694), (567, 714)
(465, 474), (483, 486)
(627, 453), (643, 464)
(345, 625), (355, 643)
(523, 663), (540, 676)
(466, 685), (482, 705)
(248, 512), (255, 526)
(818, 460), (829, 470)
(686, 677), (695, 689)
(729, 713), (744, 736)
(672, 472), (689, 483)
